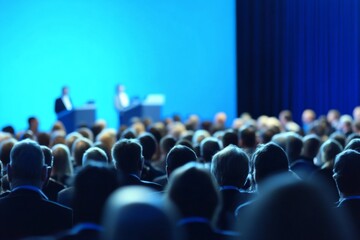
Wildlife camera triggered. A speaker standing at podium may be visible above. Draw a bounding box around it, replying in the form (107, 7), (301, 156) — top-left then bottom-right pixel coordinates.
(114, 84), (132, 126)
(55, 86), (73, 114)
(114, 84), (130, 111)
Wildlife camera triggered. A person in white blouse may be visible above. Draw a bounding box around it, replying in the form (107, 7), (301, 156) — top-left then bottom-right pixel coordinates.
(114, 84), (130, 111)
(55, 86), (73, 114)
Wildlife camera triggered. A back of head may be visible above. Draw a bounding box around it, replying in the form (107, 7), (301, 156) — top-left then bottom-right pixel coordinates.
(346, 133), (360, 146)
(301, 134), (321, 159)
(222, 130), (238, 148)
(330, 132), (346, 148)
(211, 145), (249, 188)
(239, 125), (257, 148)
(285, 133), (303, 163)
(242, 174), (353, 240)
(52, 144), (73, 177)
(253, 142), (289, 185)
(160, 136), (176, 155)
(102, 186), (178, 240)
(77, 127), (94, 142)
(345, 138), (360, 152)
(73, 164), (119, 224)
(37, 132), (50, 147)
(72, 137), (92, 167)
(82, 147), (108, 166)
(200, 137), (221, 163)
(138, 132), (157, 160)
(112, 139), (143, 174)
(333, 150), (360, 196)
(166, 145), (197, 177)
(320, 139), (343, 165)
(120, 128), (137, 140)
(9, 140), (44, 186)
(0, 138), (17, 166)
(65, 132), (83, 152)
(279, 110), (292, 124)
(166, 162), (220, 220)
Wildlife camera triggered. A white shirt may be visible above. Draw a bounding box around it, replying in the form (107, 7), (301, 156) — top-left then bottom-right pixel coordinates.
(118, 92), (129, 108)
(62, 95), (72, 110)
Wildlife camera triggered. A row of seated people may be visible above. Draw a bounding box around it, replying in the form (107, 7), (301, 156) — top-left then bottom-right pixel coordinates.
(0, 110), (360, 239)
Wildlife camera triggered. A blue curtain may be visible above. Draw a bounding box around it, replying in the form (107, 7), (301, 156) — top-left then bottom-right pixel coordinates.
(237, 0), (360, 123)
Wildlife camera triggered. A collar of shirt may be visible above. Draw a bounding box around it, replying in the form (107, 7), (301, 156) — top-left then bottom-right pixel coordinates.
(177, 217), (209, 226)
(340, 195), (360, 203)
(11, 185), (48, 200)
(220, 185), (239, 191)
(70, 223), (104, 234)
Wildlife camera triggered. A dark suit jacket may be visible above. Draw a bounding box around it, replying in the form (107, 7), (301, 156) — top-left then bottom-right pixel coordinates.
(43, 178), (66, 202)
(179, 222), (239, 240)
(217, 188), (255, 230)
(123, 174), (163, 191)
(337, 198), (360, 237)
(57, 187), (75, 208)
(153, 174), (168, 187)
(290, 158), (318, 180)
(0, 188), (73, 239)
(55, 97), (71, 114)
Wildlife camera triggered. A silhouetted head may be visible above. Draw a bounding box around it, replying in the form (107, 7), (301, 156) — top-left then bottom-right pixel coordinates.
(112, 139), (144, 175)
(211, 145), (249, 188)
(102, 186), (179, 240)
(344, 138), (360, 152)
(242, 174), (354, 240)
(333, 150), (360, 197)
(166, 162), (220, 221)
(253, 142), (289, 185)
(8, 140), (46, 188)
(138, 132), (157, 160)
(72, 137), (93, 167)
(82, 147), (108, 166)
(200, 137), (221, 163)
(166, 145), (197, 177)
(73, 164), (119, 224)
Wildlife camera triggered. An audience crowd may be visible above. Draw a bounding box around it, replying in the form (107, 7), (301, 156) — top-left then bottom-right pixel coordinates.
(1, 107), (360, 239)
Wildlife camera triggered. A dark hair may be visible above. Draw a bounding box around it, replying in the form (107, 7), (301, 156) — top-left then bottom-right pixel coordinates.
(0, 138), (17, 166)
(211, 145), (249, 187)
(253, 143), (289, 184)
(112, 139), (143, 174)
(10, 140), (44, 181)
(239, 125), (256, 148)
(200, 137), (221, 163)
(301, 134), (321, 159)
(160, 136), (176, 154)
(37, 132), (50, 147)
(73, 165), (119, 224)
(166, 163), (220, 220)
(286, 133), (303, 164)
(222, 130), (238, 148)
(72, 137), (92, 167)
(166, 145), (197, 176)
(138, 133), (157, 160)
(345, 138), (360, 152)
(334, 150), (360, 196)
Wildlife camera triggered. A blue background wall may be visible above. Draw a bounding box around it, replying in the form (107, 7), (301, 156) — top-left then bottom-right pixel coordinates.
(0, 0), (236, 131)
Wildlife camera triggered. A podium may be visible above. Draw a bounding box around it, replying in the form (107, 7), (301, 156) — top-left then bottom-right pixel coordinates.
(119, 103), (143, 126)
(57, 104), (96, 133)
(119, 94), (165, 126)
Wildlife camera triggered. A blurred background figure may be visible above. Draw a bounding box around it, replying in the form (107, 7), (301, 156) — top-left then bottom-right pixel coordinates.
(102, 186), (180, 240)
(55, 86), (73, 114)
